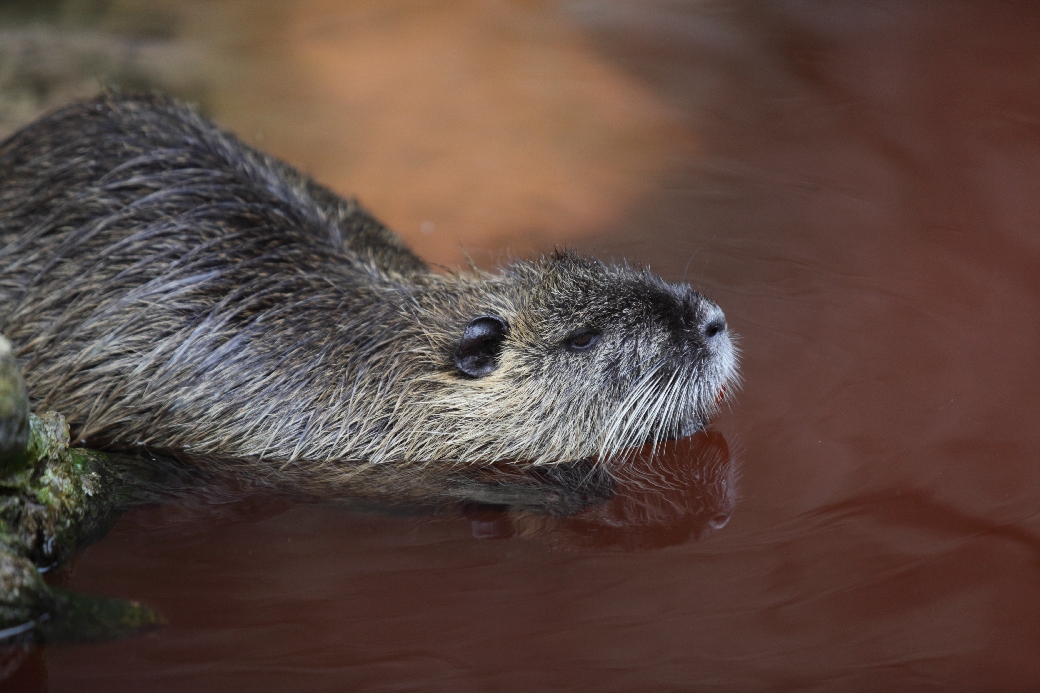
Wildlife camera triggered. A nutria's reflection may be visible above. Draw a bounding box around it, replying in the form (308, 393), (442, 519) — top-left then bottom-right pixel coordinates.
(127, 430), (735, 553)
(461, 431), (737, 550)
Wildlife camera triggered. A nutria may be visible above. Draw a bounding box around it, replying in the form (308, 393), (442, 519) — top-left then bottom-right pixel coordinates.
(0, 93), (738, 475)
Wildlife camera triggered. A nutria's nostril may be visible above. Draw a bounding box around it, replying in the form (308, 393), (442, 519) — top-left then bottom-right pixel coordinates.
(703, 317), (726, 340)
(709, 512), (731, 530)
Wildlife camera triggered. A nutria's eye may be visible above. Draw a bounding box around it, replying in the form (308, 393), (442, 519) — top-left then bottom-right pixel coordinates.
(454, 316), (509, 378)
(565, 329), (600, 352)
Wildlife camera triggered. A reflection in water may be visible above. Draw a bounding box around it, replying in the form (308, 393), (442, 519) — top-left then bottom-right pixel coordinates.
(0, 431), (735, 686)
(489, 431), (737, 550)
(0, 429), (734, 673)
(114, 430), (736, 554)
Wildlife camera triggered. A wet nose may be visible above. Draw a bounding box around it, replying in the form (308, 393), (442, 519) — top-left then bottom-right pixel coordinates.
(703, 317), (726, 340)
(700, 306), (727, 342)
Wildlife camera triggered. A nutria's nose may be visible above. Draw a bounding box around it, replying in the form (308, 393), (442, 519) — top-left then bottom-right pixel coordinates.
(703, 316), (727, 340)
(700, 305), (727, 342)
(708, 512), (731, 531)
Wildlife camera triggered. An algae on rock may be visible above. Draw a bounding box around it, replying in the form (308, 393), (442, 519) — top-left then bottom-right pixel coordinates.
(0, 335), (165, 644)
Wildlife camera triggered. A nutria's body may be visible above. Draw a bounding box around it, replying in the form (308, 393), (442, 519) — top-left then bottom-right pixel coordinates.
(0, 94), (737, 474)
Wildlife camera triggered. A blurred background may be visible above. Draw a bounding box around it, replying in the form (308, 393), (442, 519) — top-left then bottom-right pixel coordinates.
(0, 0), (709, 266)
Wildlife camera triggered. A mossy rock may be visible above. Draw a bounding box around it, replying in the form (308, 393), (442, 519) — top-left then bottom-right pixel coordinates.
(0, 334), (166, 644)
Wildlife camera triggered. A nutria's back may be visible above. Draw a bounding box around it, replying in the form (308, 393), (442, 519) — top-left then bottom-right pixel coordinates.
(0, 94), (738, 474)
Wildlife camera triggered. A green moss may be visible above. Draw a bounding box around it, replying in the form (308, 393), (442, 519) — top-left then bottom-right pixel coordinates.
(0, 407), (166, 643)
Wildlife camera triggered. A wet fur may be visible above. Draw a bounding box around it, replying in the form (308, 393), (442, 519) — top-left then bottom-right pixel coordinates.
(0, 94), (738, 472)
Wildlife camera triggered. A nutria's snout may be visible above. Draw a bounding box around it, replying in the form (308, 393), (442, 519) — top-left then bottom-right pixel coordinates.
(649, 295), (737, 444)
(697, 303), (735, 370)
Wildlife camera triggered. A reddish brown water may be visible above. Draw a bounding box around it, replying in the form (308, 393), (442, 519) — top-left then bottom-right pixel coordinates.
(6, 1), (1040, 691)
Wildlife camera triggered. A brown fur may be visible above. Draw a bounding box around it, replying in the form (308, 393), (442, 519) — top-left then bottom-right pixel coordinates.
(0, 94), (738, 475)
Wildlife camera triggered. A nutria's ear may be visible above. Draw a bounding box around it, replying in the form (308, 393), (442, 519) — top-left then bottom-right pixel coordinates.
(454, 316), (509, 378)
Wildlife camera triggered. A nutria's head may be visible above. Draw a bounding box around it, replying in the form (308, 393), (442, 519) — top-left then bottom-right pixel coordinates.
(373, 251), (739, 466)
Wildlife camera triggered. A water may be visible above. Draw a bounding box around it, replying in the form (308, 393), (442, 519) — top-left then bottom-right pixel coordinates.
(4, 1), (1040, 690)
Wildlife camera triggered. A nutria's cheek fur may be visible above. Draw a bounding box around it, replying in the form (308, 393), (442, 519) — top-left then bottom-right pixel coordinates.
(0, 93), (739, 473)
